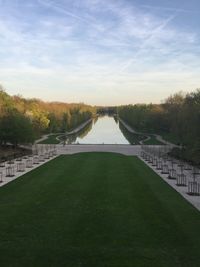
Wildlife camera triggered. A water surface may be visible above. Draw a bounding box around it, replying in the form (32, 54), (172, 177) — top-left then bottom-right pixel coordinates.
(68, 116), (130, 144)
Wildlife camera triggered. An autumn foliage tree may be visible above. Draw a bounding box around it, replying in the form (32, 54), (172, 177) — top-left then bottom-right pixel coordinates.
(0, 86), (95, 146)
(118, 89), (200, 164)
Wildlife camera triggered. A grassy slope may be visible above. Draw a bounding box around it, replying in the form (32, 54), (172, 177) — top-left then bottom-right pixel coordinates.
(143, 135), (164, 145)
(0, 153), (200, 267)
(161, 133), (180, 145)
(38, 134), (61, 144)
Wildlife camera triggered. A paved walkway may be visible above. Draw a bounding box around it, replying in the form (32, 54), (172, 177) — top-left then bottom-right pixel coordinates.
(57, 144), (142, 156)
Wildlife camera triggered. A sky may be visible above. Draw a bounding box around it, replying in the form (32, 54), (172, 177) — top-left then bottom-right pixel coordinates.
(0, 0), (200, 105)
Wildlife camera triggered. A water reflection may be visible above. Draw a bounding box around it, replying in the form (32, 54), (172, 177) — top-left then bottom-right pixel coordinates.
(119, 122), (147, 145)
(61, 116), (145, 145)
(60, 121), (93, 144)
(113, 115), (119, 124)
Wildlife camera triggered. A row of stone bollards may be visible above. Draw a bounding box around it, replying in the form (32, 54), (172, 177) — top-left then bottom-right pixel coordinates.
(0, 144), (57, 185)
(140, 145), (200, 196)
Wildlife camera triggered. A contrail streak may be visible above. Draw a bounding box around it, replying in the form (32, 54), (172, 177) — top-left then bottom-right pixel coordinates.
(37, 0), (88, 23)
(141, 4), (200, 14)
(119, 13), (177, 72)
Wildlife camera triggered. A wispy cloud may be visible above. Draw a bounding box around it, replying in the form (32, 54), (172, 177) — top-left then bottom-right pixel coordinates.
(38, 0), (87, 23)
(0, 0), (199, 104)
(119, 13), (178, 72)
(141, 4), (200, 14)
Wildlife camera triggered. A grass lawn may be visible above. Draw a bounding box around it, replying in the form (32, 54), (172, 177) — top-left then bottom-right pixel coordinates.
(0, 153), (200, 267)
(38, 134), (62, 144)
(161, 133), (180, 145)
(119, 122), (147, 144)
(143, 135), (164, 145)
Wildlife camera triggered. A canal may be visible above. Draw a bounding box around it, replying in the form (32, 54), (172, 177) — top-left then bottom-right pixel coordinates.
(65, 116), (146, 145)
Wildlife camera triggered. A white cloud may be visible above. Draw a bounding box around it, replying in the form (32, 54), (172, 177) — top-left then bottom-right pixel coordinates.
(0, 0), (199, 104)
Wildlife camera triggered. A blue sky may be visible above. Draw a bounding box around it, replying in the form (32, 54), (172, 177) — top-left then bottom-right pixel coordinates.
(0, 0), (200, 105)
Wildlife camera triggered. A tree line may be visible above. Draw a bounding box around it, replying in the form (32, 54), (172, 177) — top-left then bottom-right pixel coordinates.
(118, 89), (200, 164)
(1, 85), (200, 164)
(0, 86), (95, 146)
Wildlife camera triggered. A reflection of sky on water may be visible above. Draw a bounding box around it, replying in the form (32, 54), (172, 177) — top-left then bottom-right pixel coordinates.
(71, 116), (129, 144)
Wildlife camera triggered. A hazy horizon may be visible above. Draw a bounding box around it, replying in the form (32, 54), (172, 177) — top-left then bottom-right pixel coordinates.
(0, 0), (200, 105)
(1, 84), (191, 106)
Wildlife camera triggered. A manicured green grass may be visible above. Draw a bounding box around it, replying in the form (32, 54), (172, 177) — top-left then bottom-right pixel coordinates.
(0, 153), (200, 267)
(161, 132), (180, 145)
(38, 134), (62, 144)
(119, 122), (147, 144)
(143, 135), (164, 145)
